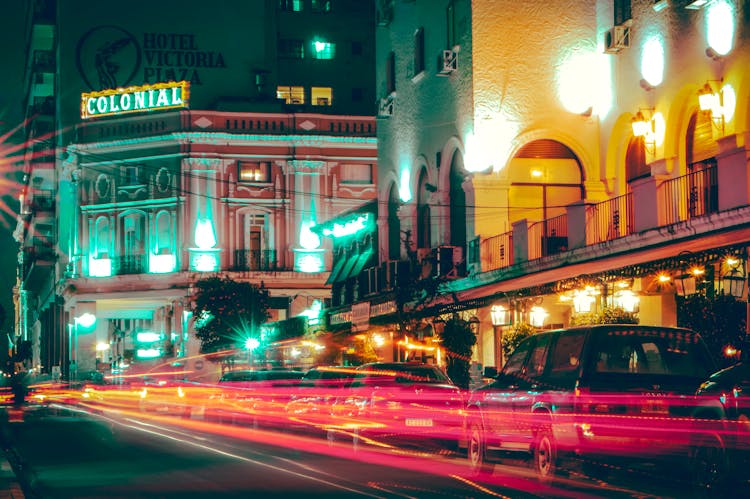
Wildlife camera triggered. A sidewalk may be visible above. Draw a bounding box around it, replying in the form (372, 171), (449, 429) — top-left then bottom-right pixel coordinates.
(0, 408), (26, 499)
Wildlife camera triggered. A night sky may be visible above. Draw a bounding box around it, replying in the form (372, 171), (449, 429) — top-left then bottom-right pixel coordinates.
(0, 2), (28, 342)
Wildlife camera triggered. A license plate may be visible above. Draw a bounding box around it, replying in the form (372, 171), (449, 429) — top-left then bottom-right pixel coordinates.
(405, 418), (433, 427)
(642, 400), (668, 414)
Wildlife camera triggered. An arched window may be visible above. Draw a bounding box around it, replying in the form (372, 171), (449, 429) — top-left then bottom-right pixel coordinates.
(625, 136), (649, 185)
(155, 211), (171, 255)
(95, 216), (110, 258)
(449, 151), (467, 249)
(416, 169), (431, 249)
(388, 184), (401, 260)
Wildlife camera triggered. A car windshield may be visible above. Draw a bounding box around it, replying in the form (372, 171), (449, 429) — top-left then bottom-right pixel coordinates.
(591, 328), (715, 378)
(354, 364), (452, 385)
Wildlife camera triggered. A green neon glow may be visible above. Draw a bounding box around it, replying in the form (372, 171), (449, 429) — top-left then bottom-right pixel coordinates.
(299, 299), (323, 326)
(136, 348), (162, 358)
(245, 337), (260, 350)
(89, 257), (112, 277)
(300, 221), (322, 249)
(192, 250), (219, 272)
(136, 331), (162, 342)
(295, 250), (324, 273)
(76, 313), (96, 328)
(321, 213), (372, 238)
(149, 254), (176, 273)
(195, 219), (216, 249)
(399, 169), (412, 202)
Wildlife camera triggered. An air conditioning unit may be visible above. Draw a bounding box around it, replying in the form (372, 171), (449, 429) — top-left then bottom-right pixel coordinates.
(436, 245), (464, 278)
(438, 49), (458, 75)
(378, 95), (394, 117)
(384, 259), (410, 289)
(604, 25), (630, 54)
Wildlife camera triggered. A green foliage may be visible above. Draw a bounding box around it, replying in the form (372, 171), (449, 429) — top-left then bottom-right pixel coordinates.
(438, 315), (477, 389)
(677, 294), (746, 368)
(569, 307), (639, 326)
(502, 322), (536, 359)
(191, 276), (271, 355)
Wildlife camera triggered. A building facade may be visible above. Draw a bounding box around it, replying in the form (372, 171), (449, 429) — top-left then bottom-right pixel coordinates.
(15, 0), (377, 380)
(322, 0), (750, 374)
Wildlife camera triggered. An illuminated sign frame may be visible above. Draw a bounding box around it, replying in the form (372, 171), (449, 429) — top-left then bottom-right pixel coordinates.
(81, 81), (190, 119)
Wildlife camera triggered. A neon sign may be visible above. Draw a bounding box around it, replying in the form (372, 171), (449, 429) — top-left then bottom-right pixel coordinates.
(81, 81), (189, 119)
(321, 213), (372, 238)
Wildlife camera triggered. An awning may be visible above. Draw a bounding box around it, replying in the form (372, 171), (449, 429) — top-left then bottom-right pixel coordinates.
(344, 249), (374, 280)
(326, 256), (350, 284)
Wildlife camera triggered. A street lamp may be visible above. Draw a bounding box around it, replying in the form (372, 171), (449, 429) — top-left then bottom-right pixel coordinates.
(245, 337), (260, 368)
(720, 255), (746, 298)
(490, 304), (511, 368)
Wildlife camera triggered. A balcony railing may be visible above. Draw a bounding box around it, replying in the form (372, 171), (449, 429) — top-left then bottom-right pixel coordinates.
(528, 214), (568, 260)
(113, 254), (147, 275)
(659, 165), (718, 225)
(232, 249), (279, 271)
(586, 193), (634, 245)
(481, 231), (513, 272)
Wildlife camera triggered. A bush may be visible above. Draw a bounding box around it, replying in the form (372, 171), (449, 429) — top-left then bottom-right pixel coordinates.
(569, 307), (638, 326)
(502, 322), (536, 359)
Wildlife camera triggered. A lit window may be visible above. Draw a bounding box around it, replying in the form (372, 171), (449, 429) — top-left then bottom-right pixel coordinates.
(311, 39), (336, 60)
(238, 161), (271, 183)
(156, 211), (171, 254)
(279, 0), (303, 11)
(340, 164), (373, 184)
(277, 86), (305, 104)
(95, 216), (110, 258)
(311, 87), (332, 106)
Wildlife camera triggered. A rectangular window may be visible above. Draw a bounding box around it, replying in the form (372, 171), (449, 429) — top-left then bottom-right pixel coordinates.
(238, 161), (271, 183)
(386, 51), (396, 94)
(413, 27), (425, 76)
(311, 87), (332, 106)
(613, 0), (632, 26)
(351, 41), (362, 56)
(310, 40), (336, 60)
(279, 0), (303, 11)
(277, 86), (305, 104)
(446, 1), (455, 48)
(123, 165), (142, 185)
(340, 163), (373, 184)
(278, 39), (304, 59)
(311, 0), (331, 12)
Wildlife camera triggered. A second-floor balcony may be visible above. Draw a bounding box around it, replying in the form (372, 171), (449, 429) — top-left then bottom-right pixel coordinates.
(231, 249), (280, 271)
(112, 253), (147, 275)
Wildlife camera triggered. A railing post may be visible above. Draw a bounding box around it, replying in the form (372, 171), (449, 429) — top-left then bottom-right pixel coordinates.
(631, 176), (662, 232)
(512, 219), (529, 264)
(566, 201), (588, 250)
(717, 134), (750, 211)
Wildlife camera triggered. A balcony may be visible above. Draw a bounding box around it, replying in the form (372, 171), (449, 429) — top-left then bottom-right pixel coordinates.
(112, 254), (147, 275)
(480, 163), (729, 273)
(232, 249), (280, 271)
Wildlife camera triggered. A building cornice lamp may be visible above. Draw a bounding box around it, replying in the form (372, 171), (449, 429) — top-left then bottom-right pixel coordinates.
(698, 81), (725, 134)
(720, 256), (746, 298)
(490, 304), (511, 327)
(631, 109), (656, 155)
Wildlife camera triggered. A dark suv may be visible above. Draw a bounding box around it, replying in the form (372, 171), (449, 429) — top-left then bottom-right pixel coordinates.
(465, 324), (717, 481)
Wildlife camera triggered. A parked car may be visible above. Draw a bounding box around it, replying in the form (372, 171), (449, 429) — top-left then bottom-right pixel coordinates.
(285, 366), (356, 434)
(208, 369), (305, 426)
(692, 360), (750, 493)
(327, 362), (465, 451)
(465, 324), (718, 483)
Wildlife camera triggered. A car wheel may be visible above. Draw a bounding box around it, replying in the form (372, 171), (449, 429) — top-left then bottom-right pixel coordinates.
(689, 433), (728, 497)
(533, 427), (558, 482)
(467, 420), (494, 477)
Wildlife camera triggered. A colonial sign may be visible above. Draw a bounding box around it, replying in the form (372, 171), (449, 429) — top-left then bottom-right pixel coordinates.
(80, 81), (190, 119)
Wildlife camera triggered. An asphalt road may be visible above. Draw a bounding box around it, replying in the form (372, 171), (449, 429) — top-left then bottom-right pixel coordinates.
(0, 404), (711, 499)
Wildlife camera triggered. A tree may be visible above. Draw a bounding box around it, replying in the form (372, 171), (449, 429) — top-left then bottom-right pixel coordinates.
(502, 322), (536, 360)
(677, 294), (746, 368)
(191, 277), (271, 363)
(439, 315), (477, 389)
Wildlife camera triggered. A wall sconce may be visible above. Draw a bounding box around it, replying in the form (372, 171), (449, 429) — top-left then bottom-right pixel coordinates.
(631, 108), (656, 154)
(613, 290), (640, 313)
(674, 266), (704, 297)
(720, 256), (746, 298)
(698, 81), (725, 134)
(468, 316), (481, 335)
(529, 306), (548, 328)
(490, 304), (511, 327)
(572, 289), (596, 313)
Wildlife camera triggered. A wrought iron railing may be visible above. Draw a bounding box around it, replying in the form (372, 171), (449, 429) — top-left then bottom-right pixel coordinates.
(480, 231), (513, 272)
(232, 249), (279, 271)
(528, 214), (568, 260)
(659, 165), (718, 225)
(586, 193), (634, 245)
(113, 253), (147, 275)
